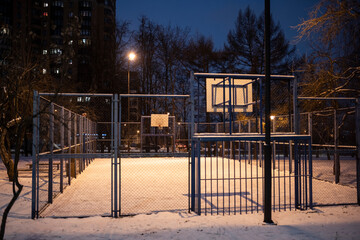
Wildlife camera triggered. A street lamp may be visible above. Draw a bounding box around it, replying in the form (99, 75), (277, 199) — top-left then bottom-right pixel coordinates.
(127, 52), (136, 121)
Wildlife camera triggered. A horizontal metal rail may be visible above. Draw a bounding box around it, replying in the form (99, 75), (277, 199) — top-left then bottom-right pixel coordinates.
(193, 133), (311, 142)
(39, 93), (113, 97)
(39, 153), (113, 159)
(194, 72), (295, 80)
(119, 94), (190, 98)
(298, 97), (357, 101)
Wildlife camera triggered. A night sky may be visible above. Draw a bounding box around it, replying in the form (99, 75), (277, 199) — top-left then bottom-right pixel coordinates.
(116, 0), (318, 55)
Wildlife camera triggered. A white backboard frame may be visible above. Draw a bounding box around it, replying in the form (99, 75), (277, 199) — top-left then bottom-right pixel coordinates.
(150, 114), (169, 128)
(206, 78), (253, 113)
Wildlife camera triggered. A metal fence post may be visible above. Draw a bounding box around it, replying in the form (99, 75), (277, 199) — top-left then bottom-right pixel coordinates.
(31, 90), (38, 219)
(118, 95), (122, 215)
(74, 114), (77, 178)
(356, 98), (360, 205)
(334, 109), (340, 183)
(190, 72), (196, 211)
(49, 102), (54, 203)
(68, 111), (71, 185)
(60, 106), (64, 193)
(80, 116), (83, 172)
(113, 94), (119, 217)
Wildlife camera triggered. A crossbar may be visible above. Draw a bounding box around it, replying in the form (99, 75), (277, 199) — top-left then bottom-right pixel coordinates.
(194, 73), (294, 80)
(119, 94), (190, 98)
(39, 93), (113, 97)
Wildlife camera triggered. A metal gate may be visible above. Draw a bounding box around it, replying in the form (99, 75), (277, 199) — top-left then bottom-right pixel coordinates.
(31, 92), (191, 218)
(31, 92), (118, 218)
(190, 134), (313, 215)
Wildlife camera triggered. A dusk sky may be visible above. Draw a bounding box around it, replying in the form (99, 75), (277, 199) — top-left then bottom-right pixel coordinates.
(116, 0), (318, 55)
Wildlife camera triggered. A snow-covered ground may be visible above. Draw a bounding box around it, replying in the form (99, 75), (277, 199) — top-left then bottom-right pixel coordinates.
(1, 157), (360, 240)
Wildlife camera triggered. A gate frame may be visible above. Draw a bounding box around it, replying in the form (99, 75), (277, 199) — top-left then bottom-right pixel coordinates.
(31, 92), (114, 219)
(117, 93), (191, 216)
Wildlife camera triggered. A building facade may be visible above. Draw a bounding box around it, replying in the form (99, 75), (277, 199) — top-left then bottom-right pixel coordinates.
(0, 0), (116, 92)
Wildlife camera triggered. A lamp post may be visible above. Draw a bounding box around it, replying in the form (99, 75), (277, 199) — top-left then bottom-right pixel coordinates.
(127, 52), (136, 122)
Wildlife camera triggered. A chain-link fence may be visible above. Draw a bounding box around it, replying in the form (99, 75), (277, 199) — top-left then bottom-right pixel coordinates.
(32, 93), (193, 218)
(298, 106), (358, 206)
(119, 95), (191, 156)
(32, 93), (113, 218)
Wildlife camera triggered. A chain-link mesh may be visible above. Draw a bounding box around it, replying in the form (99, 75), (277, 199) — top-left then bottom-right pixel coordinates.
(298, 107), (357, 205)
(120, 96), (191, 154)
(118, 95), (191, 215)
(33, 95), (113, 217)
(120, 157), (189, 215)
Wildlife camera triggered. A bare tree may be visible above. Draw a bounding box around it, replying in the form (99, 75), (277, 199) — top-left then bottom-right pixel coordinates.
(0, 25), (56, 238)
(296, 0), (360, 98)
(295, 0), (360, 183)
(156, 24), (189, 113)
(225, 6), (295, 74)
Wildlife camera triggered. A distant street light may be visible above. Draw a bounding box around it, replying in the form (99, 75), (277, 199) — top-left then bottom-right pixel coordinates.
(128, 52), (136, 121)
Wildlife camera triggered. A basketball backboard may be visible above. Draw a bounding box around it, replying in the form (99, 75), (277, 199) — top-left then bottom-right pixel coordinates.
(150, 114), (169, 128)
(206, 78), (253, 113)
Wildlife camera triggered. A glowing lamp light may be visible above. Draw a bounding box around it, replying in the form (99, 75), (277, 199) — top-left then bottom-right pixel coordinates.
(270, 115), (275, 120)
(128, 52), (136, 61)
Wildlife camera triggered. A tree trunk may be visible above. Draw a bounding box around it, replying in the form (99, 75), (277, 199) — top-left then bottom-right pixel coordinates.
(0, 130), (15, 181)
(1, 126), (24, 239)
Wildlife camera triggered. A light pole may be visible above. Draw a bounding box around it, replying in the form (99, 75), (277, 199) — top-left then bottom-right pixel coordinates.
(127, 52), (136, 122)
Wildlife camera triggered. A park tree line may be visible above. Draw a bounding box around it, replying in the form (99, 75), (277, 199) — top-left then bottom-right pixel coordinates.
(117, 7), (297, 122)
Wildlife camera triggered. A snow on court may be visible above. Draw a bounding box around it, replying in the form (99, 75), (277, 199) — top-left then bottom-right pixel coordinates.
(1, 157), (360, 240)
(41, 158), (112, 217)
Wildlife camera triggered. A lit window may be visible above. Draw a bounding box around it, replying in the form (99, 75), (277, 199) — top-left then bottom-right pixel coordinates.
(85, 97), (91, 102)
(54, 68), (60, 74)
(43, 12), (48, 16)
(68, 40), (73, 45)
(42, 68), (47, 74)
(50, 48), (62, 55)
(42, 50), (47, 55)
(77, 97), (83, 102)
(69, 59), (73, 65)
(1, 27), (9, 35)
(79, 38), (91, 45)
(44, 2), (48, 7)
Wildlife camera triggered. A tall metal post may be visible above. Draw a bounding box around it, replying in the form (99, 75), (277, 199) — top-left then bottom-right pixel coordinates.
(263, 0), (273, 224)
(113, 94), (119, 217)
(127, 60), (130, 122)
